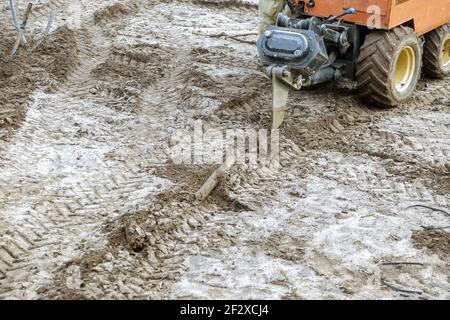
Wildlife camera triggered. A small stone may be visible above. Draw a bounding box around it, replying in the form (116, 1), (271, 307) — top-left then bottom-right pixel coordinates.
(333, 119), (345, 131)
(187, 218), (199, 228)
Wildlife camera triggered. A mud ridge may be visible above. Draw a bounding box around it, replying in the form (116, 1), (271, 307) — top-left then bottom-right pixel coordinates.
(412, 229), (450, 259)
(0, 26), (78, 137)
(92, 43), (171, 111)
(46, 163), (250, 299)
(94, 2), (138, 24)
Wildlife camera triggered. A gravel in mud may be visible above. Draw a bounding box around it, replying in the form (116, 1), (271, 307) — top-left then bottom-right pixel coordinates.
(0, 0), (449, 300)
(413, 229), (450, 259)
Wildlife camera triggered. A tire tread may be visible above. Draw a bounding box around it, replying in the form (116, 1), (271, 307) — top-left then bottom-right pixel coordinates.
(423, 23), (450, 78)
(356, 26), (422, 106)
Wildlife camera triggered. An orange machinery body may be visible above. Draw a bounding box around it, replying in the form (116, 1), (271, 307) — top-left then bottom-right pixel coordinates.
(303, 0), (450, 35)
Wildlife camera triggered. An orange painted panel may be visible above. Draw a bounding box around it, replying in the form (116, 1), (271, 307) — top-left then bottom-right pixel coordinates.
(389, 0), (450, 35)
(305, 0), (450, 34)
(344, 0), (390, 14)
(306, 0), (391, 29)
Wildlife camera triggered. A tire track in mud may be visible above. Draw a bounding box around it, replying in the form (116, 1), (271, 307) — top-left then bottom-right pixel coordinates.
(74, 3), (450, 298)
(0, 5), (161, 298)
(46, 34), (215, 301)
(0, 0), (95, 146)
(0, 30), (77, 146)
(0, 0), (241, 299)
(2, 0), (305, 300)
(159, 42), (449, 297)
(113, 1), (448, 296)
(1, 0), (448, 299)
(38, 1), (269, 299)
(30, 0), (68, 17)
(277, 76), (450, 196)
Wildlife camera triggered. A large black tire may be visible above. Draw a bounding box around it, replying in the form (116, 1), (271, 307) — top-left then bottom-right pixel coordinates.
(356, 26), (422, 106)
(423, 23), (450, 79)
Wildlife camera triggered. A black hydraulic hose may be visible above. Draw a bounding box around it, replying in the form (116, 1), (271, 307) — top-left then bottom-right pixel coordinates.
(406, 205), (450, 230)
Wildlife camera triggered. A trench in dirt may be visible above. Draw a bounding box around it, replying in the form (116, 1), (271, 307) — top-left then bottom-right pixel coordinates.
(0, 0), (449, 299)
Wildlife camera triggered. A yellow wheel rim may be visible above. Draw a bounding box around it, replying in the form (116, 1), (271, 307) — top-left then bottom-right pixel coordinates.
(442, 38), (450, 67)
(394, 45), (416, 94)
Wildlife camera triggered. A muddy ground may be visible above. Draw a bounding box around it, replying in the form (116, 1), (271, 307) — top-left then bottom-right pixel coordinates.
(0, 0), (449, 300)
